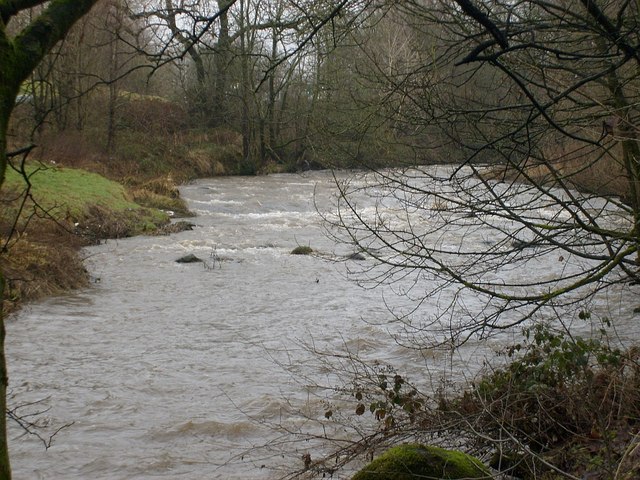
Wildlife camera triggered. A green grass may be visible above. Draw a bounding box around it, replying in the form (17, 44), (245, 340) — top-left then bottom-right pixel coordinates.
(6, 164), (135, 214)
(4, 163), (168, 230)
(0, 163), (171, 310)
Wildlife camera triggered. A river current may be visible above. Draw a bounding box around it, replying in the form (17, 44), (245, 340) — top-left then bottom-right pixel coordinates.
(7, 170), (639, 479)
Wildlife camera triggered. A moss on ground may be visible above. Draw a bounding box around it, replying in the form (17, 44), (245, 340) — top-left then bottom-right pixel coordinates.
(4, 164), (168, 227)
(352, 444), (490, 480)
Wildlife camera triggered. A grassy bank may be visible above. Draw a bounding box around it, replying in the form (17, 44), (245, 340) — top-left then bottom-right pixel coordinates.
(0, 162), (181, 312)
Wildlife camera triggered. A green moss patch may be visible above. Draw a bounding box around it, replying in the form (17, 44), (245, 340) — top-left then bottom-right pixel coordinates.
(352, 443), (490, 480)
(7, 164), (138, 216)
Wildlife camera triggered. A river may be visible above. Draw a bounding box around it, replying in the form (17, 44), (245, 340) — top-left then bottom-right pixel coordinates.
(6, 170), (639, 479)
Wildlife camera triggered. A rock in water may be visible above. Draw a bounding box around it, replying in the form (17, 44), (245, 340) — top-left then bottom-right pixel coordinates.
(159, 221), (196, 235)
(291, 245), (313, 255)
(352, 443), (490, 480)
(176, 254), (203, 263)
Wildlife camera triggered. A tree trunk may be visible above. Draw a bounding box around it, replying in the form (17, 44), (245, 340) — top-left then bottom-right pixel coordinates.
(0, 2), (102, 477)
(602, 45), (640, 262)
(212, 0), (233, 127)
(0, 272), (8, 480)
(164, 0), (208, 119)
(0, 86), (17, 480)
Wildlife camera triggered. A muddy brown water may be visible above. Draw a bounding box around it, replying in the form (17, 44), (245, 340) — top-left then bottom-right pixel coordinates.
(7, 170), (638, 479)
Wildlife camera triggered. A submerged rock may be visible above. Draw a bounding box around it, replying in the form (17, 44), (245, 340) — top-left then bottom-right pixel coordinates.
(352, 443), (490, 480)
(176, 253), (203, 263)
(158, 221), (196, 235)
(291, 245), (313, 255)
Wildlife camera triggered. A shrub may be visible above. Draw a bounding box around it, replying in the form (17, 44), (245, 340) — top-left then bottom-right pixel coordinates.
(0, 210), (89, 313)
(439, 323), (640, 479)
(114, 95), (188, 135)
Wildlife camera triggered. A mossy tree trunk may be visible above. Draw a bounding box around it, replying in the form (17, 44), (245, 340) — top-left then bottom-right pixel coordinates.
(0, 1), (100, 478)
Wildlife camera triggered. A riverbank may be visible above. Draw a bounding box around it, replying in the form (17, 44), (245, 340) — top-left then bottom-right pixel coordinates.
(2, 113), (317, 313)
(339, 325), (640, 480)
(0, 162), (192, 313)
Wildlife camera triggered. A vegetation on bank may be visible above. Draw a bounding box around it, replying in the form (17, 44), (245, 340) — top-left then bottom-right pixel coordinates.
(451, 326), (639, 479)
(318, 324), (639, 480)
(4, 164), (167, 228)
(352, 443), (490, 479)
(0, 162), (183, 313)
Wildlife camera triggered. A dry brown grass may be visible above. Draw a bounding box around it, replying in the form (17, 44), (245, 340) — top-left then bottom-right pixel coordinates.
(1, 219), (89, 314)
(485, 139), (631, 201)
(32, 130), (110, 174)
(174, 127), (242, 147)
(129, 188), (191, 216)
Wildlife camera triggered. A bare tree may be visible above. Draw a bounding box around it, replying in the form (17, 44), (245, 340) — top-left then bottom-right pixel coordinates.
(324, 0), (640, 345)
(136, 0), (375, 171)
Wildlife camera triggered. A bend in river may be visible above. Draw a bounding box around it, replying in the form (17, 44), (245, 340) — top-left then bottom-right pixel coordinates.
(7, 170), (638, 479)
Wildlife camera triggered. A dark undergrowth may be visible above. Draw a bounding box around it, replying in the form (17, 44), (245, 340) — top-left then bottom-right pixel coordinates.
(440, 325), (640, 479)
(309, 324), (640, 480)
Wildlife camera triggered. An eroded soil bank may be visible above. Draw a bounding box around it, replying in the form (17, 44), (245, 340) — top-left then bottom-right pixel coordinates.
(0, 163), (192, 313)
